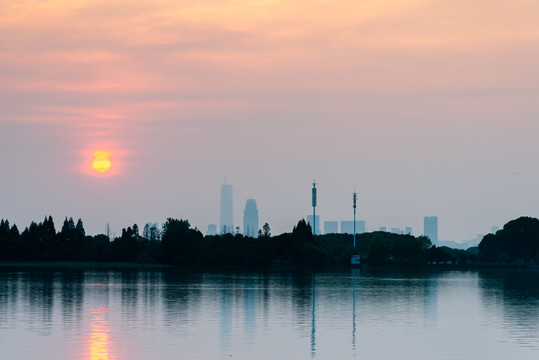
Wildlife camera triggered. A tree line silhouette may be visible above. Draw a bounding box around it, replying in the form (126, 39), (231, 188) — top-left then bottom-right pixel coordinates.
(0, 216), (537, 267)
(478, 216), (539, 265)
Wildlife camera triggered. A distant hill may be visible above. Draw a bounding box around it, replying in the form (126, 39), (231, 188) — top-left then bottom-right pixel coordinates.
(438, 239), (480, 250)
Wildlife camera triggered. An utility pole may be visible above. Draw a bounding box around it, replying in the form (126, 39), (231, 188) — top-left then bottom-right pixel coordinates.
(353, 191), (357, 248)
(312, 181), (317, 235)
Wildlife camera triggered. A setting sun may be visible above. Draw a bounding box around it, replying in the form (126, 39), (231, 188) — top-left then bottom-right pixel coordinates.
(92, 152), (111, 173)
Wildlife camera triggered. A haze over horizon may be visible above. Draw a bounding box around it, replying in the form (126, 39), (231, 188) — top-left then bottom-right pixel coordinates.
(2, 0), (539, 242)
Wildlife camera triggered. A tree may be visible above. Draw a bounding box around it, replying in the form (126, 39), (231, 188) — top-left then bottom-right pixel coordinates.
(132, 224), (140, 238)
(425, 246), (453, 263)
(76, 218), (85, 236)
(86, 233), (110, 261)
(478, 216), (539, 263)
(263, 223), (271, 237)
(0, 219), (9, 237)
(7, 224), (21, 260)
(160, 218), (192, 264)
(62, 217), (75, 233)
(478, 233), (499, 261)
(41, 216), (57, 260)
(112, 226), (140, 262)
(143, 223), (150, 240)
(0, 219), (13, 260)
(416, 235), (432, 251)
(150, 224), (160, 242)
(292, 220), (312, 244)
(368, 233), (391, 265)
(105, 223), (112, 240)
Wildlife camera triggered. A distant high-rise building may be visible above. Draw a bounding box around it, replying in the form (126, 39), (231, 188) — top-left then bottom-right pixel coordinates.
(424, 216), (438, 245)
(379, 227), (387, 232)
(405, 227), (412, 235)
(307, 215), (320, 235)
(206, 224), (217, 236)
(391, 227), (403, 235)
(341, 220), (366, 235)
(324, 221), (338, 234)
(490, 226), (499, 234)
(220, 181), (234, 234)
(243, 199), (259, 237)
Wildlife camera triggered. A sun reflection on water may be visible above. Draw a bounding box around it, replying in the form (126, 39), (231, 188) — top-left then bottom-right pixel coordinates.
(89, 306), (111, 360)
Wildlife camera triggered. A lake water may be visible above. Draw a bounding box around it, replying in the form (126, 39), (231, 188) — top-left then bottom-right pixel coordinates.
(0, 268), (537, 359)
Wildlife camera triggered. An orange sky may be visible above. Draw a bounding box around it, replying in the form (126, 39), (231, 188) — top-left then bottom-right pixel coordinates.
(1, 0), (539, 241)
(2, 0), (538, 117)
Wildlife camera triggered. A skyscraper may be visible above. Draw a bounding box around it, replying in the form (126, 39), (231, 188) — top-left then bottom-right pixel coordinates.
(243, 199), (259, 237)
(324, 221), (338, 234)
(390, 227), (403, 235)
(341, 220), (366, 234)
(206, 224), (217, 236)
(220, 181), (233, 234)
(424, 216), (438, 245)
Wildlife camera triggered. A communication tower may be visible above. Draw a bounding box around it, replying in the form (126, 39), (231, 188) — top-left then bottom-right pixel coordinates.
(353, 191), (357, 248)
(312, 181), (317, 235)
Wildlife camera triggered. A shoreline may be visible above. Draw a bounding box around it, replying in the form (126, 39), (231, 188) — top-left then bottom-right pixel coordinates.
(0, 261), (172, 270)
(0, 261), (536, 271)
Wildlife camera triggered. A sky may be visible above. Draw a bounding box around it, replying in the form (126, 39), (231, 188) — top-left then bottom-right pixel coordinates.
(1, 0), (539, 242)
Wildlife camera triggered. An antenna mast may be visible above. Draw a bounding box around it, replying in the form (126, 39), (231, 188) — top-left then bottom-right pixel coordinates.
(353, 191), (357, 248)
(312, 181), (317, 235)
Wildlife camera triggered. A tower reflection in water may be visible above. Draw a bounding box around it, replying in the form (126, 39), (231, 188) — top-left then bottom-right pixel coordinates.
(89, 305), (111, 360)
(311, 275), (316, 358)
(352, 269), (359, 352)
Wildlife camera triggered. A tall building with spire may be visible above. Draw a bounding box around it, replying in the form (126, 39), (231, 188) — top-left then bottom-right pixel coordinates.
(243, 199), (259, 237)
(220, 180), (234, 234)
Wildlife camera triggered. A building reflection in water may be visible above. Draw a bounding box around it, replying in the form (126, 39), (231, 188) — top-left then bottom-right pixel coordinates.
(219, 281), (233, 353)
(423, 276), (438, 327)
(243, 276), (258, 343)
(89, 305), (111, 360)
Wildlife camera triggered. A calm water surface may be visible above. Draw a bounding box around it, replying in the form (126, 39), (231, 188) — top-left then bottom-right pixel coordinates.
(0, 268), (537, 359)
